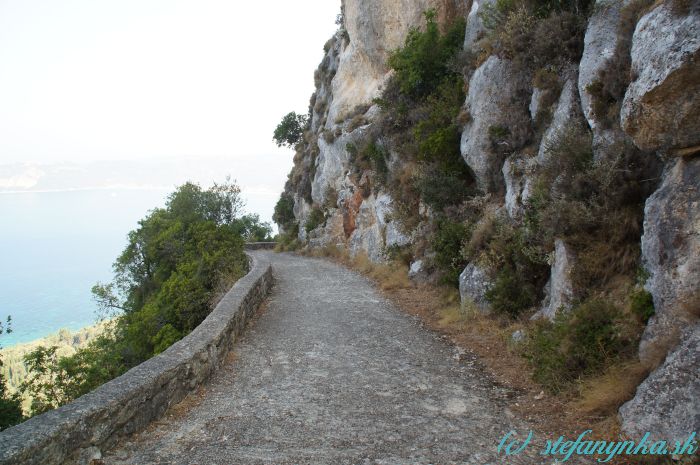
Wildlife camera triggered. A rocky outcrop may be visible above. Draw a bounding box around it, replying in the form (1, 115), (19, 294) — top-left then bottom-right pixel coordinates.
(533, 239), (577, 321)
(502, 155), (535, 221)
(463, 0), (493, 50)
(578, 0), (626, 129)
(311, 125), (370, 207)
(348, 193), (392, 262)
(639, 156), (700, 366)
(331, 0), (467, 123)
(620, 322), (700, 441)
(621, 2), (700, 153)
(538, 78), (586, 163)
(459, 263), (493, 313)
(577, 0), (631, 159)
(460, 56), (531, 192)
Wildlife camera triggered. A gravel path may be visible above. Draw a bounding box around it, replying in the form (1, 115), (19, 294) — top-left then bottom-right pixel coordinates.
(104, 251), (535, 465)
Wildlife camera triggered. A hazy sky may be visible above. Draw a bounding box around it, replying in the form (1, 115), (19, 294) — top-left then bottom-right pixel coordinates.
(0, 0), (340, 220)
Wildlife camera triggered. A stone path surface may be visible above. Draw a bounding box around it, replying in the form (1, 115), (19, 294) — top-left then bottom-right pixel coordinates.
(104, 251), (535, 465)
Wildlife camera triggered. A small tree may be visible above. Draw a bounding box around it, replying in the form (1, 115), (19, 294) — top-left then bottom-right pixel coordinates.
(273, 193), (296, 230)
(0, 317), (24, 430)
(273, 112), (309, 148)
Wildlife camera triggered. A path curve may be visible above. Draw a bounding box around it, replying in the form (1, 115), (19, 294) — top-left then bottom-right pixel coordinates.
(105, 251), (533, 464)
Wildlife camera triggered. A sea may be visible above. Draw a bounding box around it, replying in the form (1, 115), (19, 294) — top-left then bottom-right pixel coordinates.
(0, 189), (169, 346)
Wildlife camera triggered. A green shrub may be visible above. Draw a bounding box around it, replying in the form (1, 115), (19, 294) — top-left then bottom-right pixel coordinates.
(347, 140), (389, 188)
(526, 299), (636, 392)
(432, 219), (469, 285)
(387, 10), (465, 99)
(416, 165), (474, 212)
(273, 192), (296, 230)
(19, 181), (250, 417)
(486, 266), (539, 317)
(231, 214), (273, 242)
(630, 288), (655, 324)
(384, 244), (413, 266)
(305, 208), (326, 233)
(273, 112), (309, 148)
(477, 221), (547, 317)
(275, 224), (301, 252)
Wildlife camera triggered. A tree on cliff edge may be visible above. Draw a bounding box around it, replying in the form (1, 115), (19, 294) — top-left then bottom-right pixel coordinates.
(273, 112), (308, 148)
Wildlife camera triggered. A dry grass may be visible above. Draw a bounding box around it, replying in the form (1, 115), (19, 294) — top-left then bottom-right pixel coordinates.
(575, 362), (649, 417)
(308, 245), (413, 292)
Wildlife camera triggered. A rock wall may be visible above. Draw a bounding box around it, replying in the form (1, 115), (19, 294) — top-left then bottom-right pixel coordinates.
(0, 252), (274, 465)
(286, 0), (466, 258)
(279, 0), (699, 438)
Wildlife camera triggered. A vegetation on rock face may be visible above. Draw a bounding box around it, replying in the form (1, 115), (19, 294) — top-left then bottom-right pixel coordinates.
(525, 128), (660, 289)
(271, 2), (667, 406)
(525, 298), (639, 393)
(305, 207), (327, 233)
(273, 112), (309, 148)
(17, 181), (252, 418)
(374, 11), (474, 280)
(387, 9), (466, 99)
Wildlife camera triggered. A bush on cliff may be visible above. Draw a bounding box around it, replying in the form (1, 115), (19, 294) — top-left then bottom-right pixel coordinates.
(525, 298), (638, 393)
(480, 0), (592, 72)
(525, 127), (661, 290)
(273, 112), (309, 148)
(373, 10), (476, 283)
(387, 10), (466, 99)
(19, 181), (250, 417)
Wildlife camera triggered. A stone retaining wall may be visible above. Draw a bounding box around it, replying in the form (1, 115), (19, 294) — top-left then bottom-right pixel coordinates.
(0, 252), (273, 465)
(244, 242), (277, 250)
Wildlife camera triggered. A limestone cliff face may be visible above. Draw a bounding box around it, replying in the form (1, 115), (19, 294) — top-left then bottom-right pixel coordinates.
(290, 0), (467, 260)
(279, 0), (699, 438)
(330, 0), (467, 123)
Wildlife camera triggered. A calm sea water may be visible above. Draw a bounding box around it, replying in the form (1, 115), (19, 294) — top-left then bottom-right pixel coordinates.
(0, 189), (168, 346)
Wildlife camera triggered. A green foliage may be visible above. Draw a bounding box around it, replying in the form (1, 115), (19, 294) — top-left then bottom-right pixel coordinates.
(486, 267), (539, 317)
(347, 141), (389, 188)
(19, 181), (250, 417)
(488, 125), (510, 141)
(20, 346), (73, 414)
(416, 165), (474, 212)
(388, 10), (466, 99)
(305, 208), (326, 233)
(630, 288), (655, 324)
(376, 11), (474, 235)
(525, 299), (636, 392)
(0, 317), (24, 430)
(273, 112), (309, 148)
(432, 219), (469, 285)
(273, 192), (297, 231)
(231, 214), (273, 242)
(275, 223), (301, 252)
(480, 221), (548, 316)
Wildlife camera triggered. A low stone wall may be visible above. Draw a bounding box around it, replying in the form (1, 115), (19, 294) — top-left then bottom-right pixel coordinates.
(0, 252), (273, 465)
(244, 242), (277, 250)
